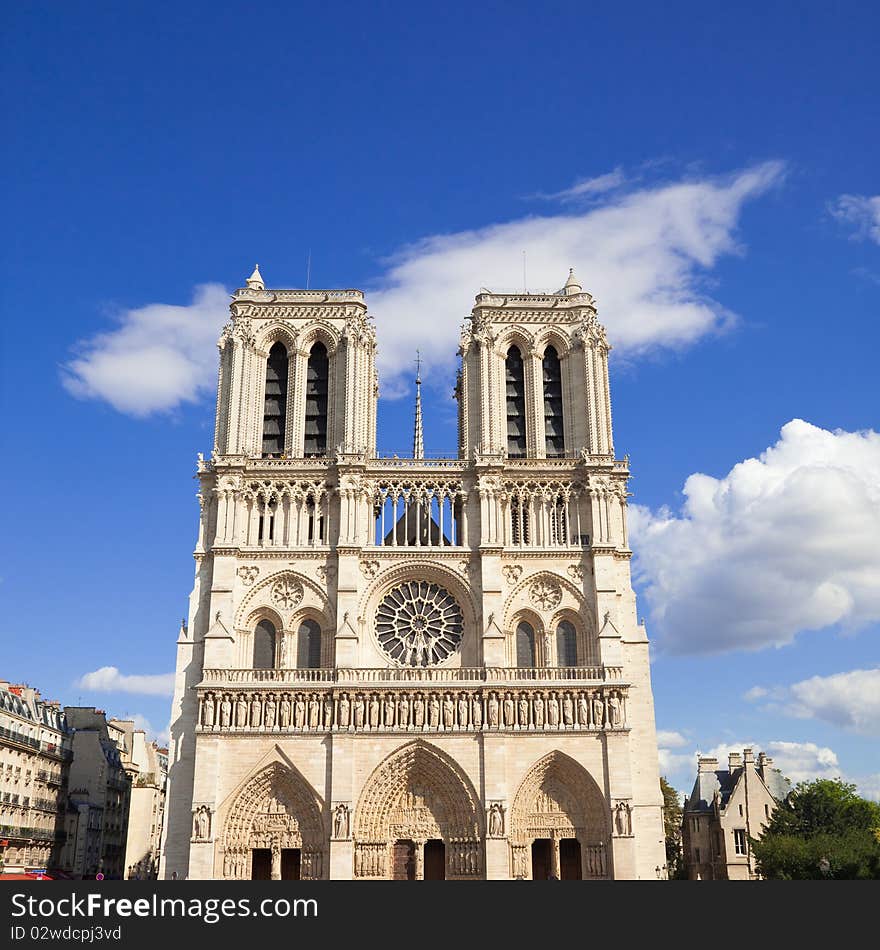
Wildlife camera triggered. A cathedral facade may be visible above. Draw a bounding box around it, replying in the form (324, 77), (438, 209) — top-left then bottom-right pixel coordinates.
(161, 266), (666, 880)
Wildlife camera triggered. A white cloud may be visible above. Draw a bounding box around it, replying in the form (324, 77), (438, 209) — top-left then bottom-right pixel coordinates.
(829, 194), (880, 244)
(698, 740), (841, 785)
(372, 161), (785, 393)
(62, 283), (229, 416)
(64, 163), (785, 414)
(747, 668), (880, 736)
(630, 419), (880, 655)
(531, 169), (626, 202)
(657, 729), (689, 748)
(77, 666), (175, 697)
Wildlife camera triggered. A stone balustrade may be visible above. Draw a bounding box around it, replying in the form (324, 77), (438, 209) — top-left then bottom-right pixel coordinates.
(201, 666), (622, 685)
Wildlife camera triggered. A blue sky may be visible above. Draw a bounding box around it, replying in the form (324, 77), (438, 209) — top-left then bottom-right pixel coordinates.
(2, 2), (878, 799)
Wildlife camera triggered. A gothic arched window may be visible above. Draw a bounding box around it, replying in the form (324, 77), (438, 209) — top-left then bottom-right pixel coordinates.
(515, 620), (536, 668)
(506, 346), (527, 458)
(542, 345), (564, 457)
(297, 619), (322, 669)
(304, 342), (329, 457)
(253, 619), (277, 669)
(262, 342), (289, 457)
(556, 620), (578, 667)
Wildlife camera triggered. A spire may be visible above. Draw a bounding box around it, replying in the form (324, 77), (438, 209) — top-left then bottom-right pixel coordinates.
(412, 350), (424, 459)
(246, 264), (264, 290)
(563, 267), (582, 296)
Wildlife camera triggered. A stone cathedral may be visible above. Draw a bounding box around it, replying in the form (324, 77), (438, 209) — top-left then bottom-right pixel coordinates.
(162, 265), (666, 880)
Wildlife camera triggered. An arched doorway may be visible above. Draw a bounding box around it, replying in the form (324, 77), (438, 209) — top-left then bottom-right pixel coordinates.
(509, 751), (610, 880)
(220, 762), (325, 879)
(353, 741), (483, 879)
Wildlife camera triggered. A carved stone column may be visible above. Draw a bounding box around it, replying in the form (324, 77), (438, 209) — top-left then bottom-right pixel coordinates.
(271, 843), (281, 881)
(551, 831), (561, 880)
(414, 840), (425, 880)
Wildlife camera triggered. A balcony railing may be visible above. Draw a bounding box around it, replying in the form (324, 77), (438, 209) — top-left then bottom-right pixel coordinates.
(201, 666), (621, 686)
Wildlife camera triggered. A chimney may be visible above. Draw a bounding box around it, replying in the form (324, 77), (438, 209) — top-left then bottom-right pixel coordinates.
(698, 756), (718, 774)
(757, 752), (774, 777)
(743, 748), (755, 766)
(728, 752), (743, 772)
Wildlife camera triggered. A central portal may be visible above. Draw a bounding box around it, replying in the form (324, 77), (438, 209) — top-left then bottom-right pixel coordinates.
(424, 839), (446, 880)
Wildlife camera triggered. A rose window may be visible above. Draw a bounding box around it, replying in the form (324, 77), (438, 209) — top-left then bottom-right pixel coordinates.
(375, 581), (464, 667)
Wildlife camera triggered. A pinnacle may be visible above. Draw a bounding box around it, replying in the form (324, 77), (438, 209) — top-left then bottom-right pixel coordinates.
(246, 264), (265, 290)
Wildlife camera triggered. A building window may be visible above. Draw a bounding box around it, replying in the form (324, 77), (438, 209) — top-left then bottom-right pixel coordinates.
(515, 621), (536, 667)
(304, 342), (329, 457)
(556, 620), (578, 667)
(694, 847), (700, 863)
(739, 804), (744, 816)
(734, 829), (747, 856)
(765, 803), (770, 820)
(252, 619), (277, 670)
(511, 501), (530, 545)
(542, 345), (564, 456)
(505, 346), (527, 458)
(296, 619), (322, 669)
(693, 817), (700, 832)
(262, 342), (289, 457)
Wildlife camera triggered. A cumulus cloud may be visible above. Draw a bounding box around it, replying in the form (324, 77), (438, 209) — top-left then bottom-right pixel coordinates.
(64, 163), (785, 414)
(371, 161), (785, 392)
(829, 194), (880, 244)
(62, 283), (229, 415)
(657, 729), (689, 748)
(746, 668), (880, 736)
(698, 740), (842, 785)
(630, 419), (880, 655)
(77, 666), (175, 697)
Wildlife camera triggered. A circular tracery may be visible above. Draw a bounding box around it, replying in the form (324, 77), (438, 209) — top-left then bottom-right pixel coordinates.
(375, 581), (464, 667)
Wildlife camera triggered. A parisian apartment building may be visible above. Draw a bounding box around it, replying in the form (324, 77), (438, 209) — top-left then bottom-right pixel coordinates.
(681, 748), (790, 880)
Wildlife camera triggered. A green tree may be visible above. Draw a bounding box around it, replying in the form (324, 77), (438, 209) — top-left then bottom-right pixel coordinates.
(752, 779), (880, 880)
(660, 776), (686, 879)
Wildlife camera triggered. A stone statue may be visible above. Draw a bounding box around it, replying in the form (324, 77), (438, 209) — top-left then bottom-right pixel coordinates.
(264, 696), (276, 729)
(323, 696), (334, 728)
(384, 693), (395, 727)
(487, 692), (499, 727)
(489, 803), (504, 837)
(615, 801), (631, 836)
(533, 693), (545, 728)
(203, 694), (215, 728)
(457, 693), (469, 729)
(309, 695), (320, 729)
(414, 694), (425, 728)
(443, 694), (455, 728)
(609, 692), (623, 728)
(542, 630), (552, 664)
(503, 692), (515, 727)
(338, 693), (350, 728)
(295, 695), (306, 728)
(518, 693), (529, 729)
(429, 694), (440, 728)
(368, 694), (380, 729)
(592, 694), (605, 728)
(279, 694), (291, 729)
(235, 696), (248, 727)
(353, 694), (365, 728)
(333, 803), (349, 839)
(197, 806), (210, 840)
(547, 692), (559, 727)
(562, 692), (574, 726)
(398, 693), (410, 728)
(472, 696), (483, 729)
(250, 695), (262, 728)
(577, 693), (589, 727)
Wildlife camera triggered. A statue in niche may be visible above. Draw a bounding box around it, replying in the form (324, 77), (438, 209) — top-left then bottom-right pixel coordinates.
(562, 692), (574, 726)
(235, 696), (248, 727)
(615, 801), (631, 836)
(220, 695), (232, 728)
(503, 692), (515, 727)
(518, 693), (529, 729)
(413, 693), (425, 728)
(333, 804), (350, 839)
(323, 695), (334, 728)
(488, 803), (504, 837)
(338, 693), (350, 728)
(251, 694), (262, 728)
(384, 693), (395, 727)
(547, 692), (560, 727)
(429, 694), (440, 728)
(398, 693), (410, 728)
(542, 630), (552, 664)
(457, 693), (469, 728)
(609, 692), (623, 728)
(203, 694), (215, 728)
(592, 693), (605, 728)
(533, 692), (545, 728)
(278, 633), (288, 668)
(265, 696), (277, 729)
(472, 695), (483, 729)
(443, 693), (455, 728)
(308, 695), (320, 729)
(353, 694), (365, 728)
(368, 694), (380, 729)
(279, 694), (291, 728)
(295, 695), (306, 728)
(193, 806), (210, 840)
(487, 692), (499, 727)
(577, 692), (589, 727)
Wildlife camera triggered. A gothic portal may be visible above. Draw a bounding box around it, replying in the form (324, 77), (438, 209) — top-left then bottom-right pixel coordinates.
(162, 266), (666, 879)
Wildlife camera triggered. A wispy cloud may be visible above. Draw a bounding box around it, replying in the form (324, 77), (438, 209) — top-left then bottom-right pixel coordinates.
(829, 193), (880, 244)
(630, 419), (880, 655)
(77, 666), (175, 697)
(62, 162), (785, 414)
